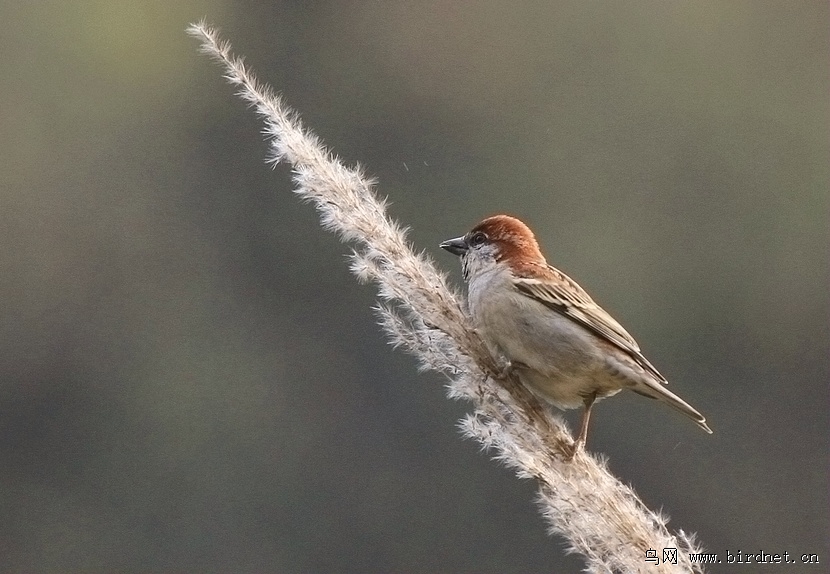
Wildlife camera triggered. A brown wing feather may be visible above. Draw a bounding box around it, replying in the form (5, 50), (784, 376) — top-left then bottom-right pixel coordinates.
(514, 265), (666, 382)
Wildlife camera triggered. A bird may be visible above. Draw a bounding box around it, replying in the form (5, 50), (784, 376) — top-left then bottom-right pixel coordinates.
(440, 214), (712, 455)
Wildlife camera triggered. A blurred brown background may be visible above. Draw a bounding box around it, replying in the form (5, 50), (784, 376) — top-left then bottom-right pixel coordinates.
(1, 2), (827, 572)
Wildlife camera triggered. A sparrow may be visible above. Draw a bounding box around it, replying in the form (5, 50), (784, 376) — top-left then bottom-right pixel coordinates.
(440, 214), (712, 454)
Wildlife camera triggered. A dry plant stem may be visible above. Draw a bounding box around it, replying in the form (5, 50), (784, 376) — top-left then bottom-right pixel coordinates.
(188, 21), (706, 574)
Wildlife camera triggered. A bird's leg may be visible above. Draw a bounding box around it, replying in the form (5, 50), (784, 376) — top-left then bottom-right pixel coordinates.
(567, 392), (598, 460)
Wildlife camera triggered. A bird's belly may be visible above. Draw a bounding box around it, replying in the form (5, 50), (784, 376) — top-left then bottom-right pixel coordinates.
(517, 368), (622, 410)
(474, 290), (624, 409)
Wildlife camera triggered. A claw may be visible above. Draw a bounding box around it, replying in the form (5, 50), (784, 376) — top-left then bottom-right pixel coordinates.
(497, 361), (515, 379)
(563, 437), (585, 461)
(496, 360), (529, 379)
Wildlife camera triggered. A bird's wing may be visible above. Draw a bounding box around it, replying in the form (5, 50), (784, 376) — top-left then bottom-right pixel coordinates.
(514, 265), (666, 382)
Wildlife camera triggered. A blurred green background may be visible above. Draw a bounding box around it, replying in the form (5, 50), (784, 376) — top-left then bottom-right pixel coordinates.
(1, 2), (827, 572)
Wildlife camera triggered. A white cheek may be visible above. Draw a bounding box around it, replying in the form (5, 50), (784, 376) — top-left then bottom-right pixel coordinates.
(461, 247), (499, 281)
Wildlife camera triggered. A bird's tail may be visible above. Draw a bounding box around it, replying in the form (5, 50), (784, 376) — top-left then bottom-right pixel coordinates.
(632, 379), (713, 434)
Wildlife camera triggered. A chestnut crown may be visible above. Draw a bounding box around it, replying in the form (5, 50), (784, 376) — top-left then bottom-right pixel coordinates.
(440, 214), (546, 265)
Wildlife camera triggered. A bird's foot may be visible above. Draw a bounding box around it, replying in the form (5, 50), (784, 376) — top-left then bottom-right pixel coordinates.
(563, 437), (586, 461)
(495, 360), (528, 380)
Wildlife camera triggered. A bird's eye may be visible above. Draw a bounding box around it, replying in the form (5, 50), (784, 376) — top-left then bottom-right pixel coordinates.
(469, 232), (487, 247)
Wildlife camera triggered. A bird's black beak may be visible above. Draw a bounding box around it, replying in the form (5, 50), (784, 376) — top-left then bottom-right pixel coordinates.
(439, 236), (468, 256)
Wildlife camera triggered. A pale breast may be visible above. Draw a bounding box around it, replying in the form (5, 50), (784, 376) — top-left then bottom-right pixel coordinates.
(467, 270), (629, 409)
